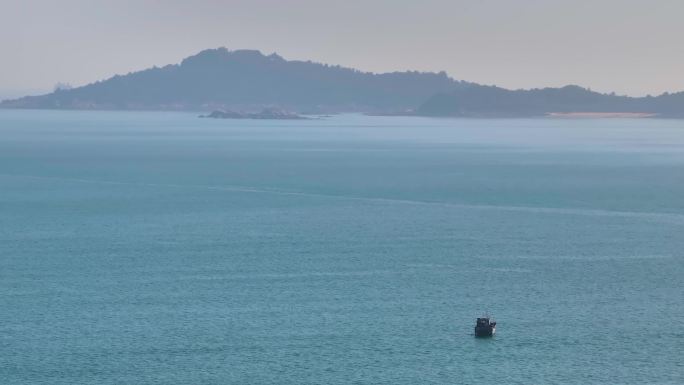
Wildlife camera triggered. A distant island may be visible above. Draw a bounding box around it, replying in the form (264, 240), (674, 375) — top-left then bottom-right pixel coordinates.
(416, 85), (684, 118)
(2, 47), (683, 118)
(200, 108), (307, 120)
(0, 48), (461, 114)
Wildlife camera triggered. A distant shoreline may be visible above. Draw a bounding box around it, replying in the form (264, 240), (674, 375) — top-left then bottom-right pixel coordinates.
(547, 112), (658, 118)
(0, 108), (678, 120)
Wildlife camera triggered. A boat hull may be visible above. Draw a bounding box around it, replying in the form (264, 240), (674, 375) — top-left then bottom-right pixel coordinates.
(474, 326), (495, 337)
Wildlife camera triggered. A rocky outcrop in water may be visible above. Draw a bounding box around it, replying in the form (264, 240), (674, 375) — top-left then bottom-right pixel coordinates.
(200, 108), (307, 120)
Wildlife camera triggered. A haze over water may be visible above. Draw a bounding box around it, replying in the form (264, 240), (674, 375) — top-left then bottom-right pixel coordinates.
(1, 110), (683, 384)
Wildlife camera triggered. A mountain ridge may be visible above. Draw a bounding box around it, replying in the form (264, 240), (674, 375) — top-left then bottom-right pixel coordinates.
(417, 84), (684, 118)
(0, 47), (465, 113)
(2, 47), (683, 117)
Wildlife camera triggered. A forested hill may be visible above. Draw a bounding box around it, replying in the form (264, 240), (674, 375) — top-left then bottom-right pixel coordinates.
(1, 48), (464, 112)
(4, 48), (682, 117)
(416, 85), (684, 118)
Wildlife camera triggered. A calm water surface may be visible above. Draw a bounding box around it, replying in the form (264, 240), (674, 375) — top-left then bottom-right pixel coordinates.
(1, 110), (683, 384)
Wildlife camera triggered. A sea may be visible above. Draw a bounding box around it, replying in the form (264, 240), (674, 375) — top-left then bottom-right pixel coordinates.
(1, 110), (683, 384)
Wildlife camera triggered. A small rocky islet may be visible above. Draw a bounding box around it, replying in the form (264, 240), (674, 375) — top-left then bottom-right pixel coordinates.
(200, 108), (307, 120)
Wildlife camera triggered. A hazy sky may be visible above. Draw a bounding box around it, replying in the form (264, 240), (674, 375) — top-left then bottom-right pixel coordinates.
(2, 0), (683, 98)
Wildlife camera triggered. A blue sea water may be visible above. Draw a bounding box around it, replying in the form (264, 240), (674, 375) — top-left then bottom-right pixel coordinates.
(1, 110), (683, 384)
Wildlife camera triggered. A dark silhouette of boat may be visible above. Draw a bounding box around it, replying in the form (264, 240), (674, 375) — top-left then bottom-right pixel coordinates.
(474, 316), (496, 337)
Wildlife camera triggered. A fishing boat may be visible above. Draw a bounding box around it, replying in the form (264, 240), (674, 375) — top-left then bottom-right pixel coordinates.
(474, 316), (496, 337)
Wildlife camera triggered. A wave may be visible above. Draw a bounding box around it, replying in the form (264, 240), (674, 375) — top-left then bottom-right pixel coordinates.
(478, 254), (675, 261)
(3, 173), (684, 224)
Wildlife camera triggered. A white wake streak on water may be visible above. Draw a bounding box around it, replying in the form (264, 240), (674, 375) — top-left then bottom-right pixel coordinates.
(177, 269), (400, 282)
(3, 173), (684, 224)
